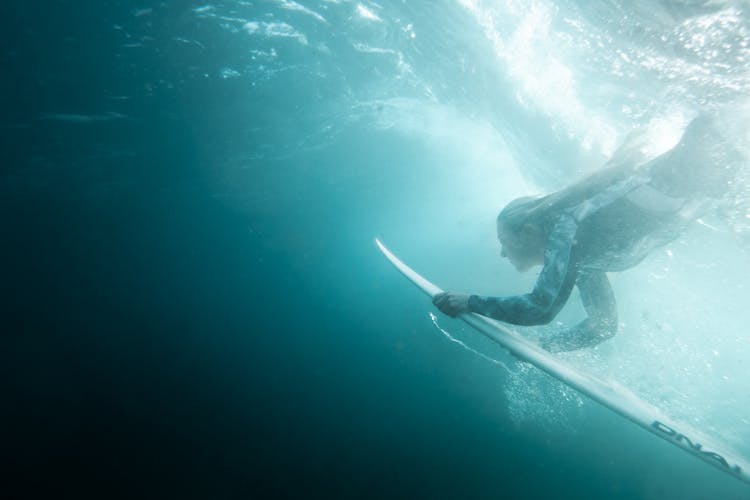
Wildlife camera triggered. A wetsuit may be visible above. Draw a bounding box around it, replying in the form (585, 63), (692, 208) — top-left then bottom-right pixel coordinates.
(468, 116), (740, 352)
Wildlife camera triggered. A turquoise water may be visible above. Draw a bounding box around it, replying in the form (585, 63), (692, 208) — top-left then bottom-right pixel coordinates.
(5, 1), (750, 498)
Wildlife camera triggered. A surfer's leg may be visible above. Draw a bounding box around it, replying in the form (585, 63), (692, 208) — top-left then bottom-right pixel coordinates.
(650, 114), (742, 199)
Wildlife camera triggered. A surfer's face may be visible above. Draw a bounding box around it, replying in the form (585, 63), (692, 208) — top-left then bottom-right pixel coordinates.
(497, 221), (544, 272)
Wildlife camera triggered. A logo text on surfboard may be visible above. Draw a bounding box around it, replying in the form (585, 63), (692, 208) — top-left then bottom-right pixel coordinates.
(651, 421), (742, 475)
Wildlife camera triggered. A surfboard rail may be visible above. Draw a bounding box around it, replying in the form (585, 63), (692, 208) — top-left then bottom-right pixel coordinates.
(375, 237), (750, 485)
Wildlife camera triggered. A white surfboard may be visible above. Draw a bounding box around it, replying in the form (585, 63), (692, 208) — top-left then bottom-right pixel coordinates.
(375, 237), (750, 485)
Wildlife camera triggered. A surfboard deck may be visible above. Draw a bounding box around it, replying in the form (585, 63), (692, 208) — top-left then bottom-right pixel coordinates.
(375, 237), (750, 485)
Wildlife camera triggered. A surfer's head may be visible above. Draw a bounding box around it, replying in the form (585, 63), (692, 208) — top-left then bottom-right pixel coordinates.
(496, 196), (547, 272)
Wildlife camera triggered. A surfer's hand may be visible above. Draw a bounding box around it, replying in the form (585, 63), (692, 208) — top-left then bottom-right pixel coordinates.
(432, 292), (470, 317)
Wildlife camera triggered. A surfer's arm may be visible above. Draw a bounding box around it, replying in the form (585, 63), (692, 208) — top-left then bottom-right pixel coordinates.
(541, 270), (618, 352)
(467, 215), (579, 325)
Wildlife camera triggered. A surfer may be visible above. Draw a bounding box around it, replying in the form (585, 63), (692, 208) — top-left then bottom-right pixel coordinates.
(433, 114), (743, 352)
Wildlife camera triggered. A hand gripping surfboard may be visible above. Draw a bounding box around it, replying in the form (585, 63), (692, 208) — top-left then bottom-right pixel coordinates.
(375, 237), (750, 485)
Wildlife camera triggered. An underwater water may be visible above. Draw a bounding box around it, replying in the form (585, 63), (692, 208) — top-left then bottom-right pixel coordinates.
(5, 0), (750, 498)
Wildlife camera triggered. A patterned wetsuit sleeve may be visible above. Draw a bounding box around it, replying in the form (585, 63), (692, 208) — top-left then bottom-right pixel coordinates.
(467, 214), (579, 325)
(542, 270), (618, 352)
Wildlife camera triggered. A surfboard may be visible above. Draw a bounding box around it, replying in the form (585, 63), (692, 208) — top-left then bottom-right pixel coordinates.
(375, 237), (750, 485)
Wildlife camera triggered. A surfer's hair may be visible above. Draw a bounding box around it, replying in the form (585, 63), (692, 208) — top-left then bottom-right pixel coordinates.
(497, 163), (639, 236)
(496, 195), (553, 234)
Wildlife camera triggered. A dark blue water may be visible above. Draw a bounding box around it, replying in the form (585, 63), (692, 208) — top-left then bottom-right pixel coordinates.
(5, 1), (750, 498)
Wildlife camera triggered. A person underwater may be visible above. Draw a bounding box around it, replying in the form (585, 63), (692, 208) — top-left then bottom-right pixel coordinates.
(433, 114), (745, 352)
